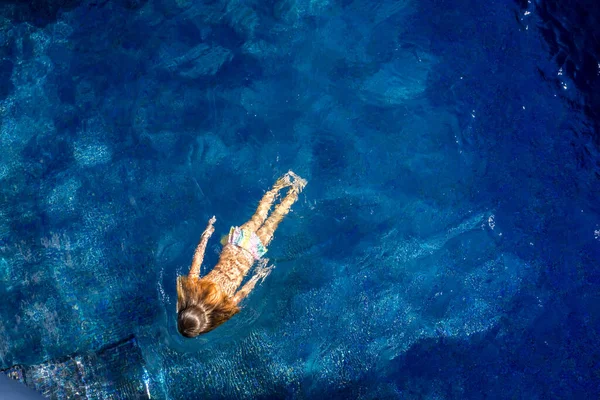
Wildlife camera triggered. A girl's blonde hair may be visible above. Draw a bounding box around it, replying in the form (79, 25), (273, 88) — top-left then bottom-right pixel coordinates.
(176, 276), (240, 337)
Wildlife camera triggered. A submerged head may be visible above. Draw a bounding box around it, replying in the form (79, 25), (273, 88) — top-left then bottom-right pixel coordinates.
(177, 305), (208, 338)
(176, 276), (240, 338)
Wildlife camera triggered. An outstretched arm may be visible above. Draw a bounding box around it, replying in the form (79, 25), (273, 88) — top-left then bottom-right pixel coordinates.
(189, 216), (216, 278)
(232, 260), (273, 304)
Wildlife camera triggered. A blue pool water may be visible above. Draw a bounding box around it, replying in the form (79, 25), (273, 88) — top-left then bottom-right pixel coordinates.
(1, 0), (600, 398)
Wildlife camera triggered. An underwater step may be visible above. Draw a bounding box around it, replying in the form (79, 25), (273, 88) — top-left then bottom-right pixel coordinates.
(1, 336), (160, 399)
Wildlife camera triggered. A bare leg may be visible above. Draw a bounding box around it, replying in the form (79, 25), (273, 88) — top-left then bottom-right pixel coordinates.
(256, 186), (300, 246)
(240, 173), (292, 232)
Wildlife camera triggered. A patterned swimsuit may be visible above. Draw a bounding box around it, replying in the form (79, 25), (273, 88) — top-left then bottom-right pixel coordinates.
(226, 226), (267, 260)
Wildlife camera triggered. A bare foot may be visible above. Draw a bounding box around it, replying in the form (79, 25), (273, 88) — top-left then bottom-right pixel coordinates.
(287, 170), (307, 192)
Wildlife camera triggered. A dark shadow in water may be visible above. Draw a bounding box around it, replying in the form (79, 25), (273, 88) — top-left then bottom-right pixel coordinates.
(514, 0), (600, 145)
(0, 0), (83, 27)
(0, 0), (150, 27)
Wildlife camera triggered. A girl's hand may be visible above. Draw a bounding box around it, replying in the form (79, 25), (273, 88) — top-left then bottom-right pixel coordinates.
(254, 259), (274, 283)
(204, 216), (216, 237)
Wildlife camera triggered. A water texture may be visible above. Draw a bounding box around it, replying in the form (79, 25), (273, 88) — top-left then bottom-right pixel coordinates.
(0, 0), (599, 398)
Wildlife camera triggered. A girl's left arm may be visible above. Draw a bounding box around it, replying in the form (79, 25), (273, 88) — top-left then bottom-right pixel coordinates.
(232, 261), (273, 304)
(232, 274), (260, 304)
(189, 216), (216, 278)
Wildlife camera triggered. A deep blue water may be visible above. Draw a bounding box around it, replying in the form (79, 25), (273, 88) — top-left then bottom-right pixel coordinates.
(1, 0), (600, 398)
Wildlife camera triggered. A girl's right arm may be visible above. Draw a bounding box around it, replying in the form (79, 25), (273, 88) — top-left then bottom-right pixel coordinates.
(189, 216), (216, 278)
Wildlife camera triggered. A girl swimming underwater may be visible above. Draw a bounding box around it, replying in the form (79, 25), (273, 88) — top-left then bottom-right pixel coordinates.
(176, 171), (307, 338)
